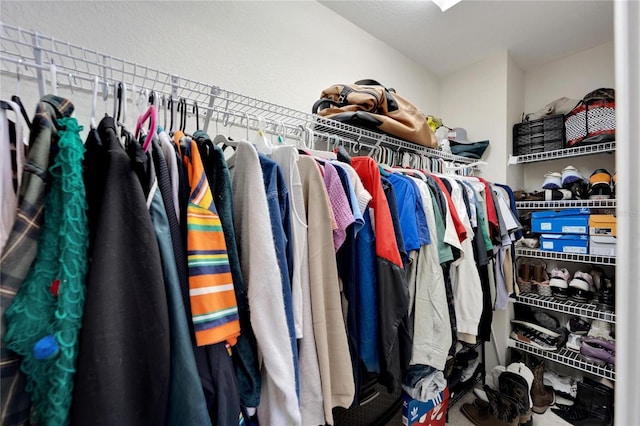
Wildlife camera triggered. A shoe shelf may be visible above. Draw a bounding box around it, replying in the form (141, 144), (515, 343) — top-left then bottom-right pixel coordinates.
(511, 293), (615, 323)
(515, 248), (616, 266)
(508, 141), (616, 164)
(515, 199), (616, 210)
(508, 339), (615, 381)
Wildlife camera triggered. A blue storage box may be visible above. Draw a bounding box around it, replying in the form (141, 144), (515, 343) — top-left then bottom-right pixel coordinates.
(540, 234), (589, 254)
(531, 208), (590, 234)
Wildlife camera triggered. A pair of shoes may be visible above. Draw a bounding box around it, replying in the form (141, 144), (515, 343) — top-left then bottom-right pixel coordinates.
(587, 319), (614, 341)
(590, 266), (616, 311)
(580, 337), (615, 366)
(510, 320), (560, 351)
(551, 378), (614, 425)
(589, 169), (614, 200)
(543, 166), (585, 190)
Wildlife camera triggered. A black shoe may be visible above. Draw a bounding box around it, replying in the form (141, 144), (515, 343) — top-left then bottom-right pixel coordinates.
(598, 276), (615, 311)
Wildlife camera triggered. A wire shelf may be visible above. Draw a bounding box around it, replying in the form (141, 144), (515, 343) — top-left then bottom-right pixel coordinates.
(508, 340), (615, 381)
(511, 293), (615, 323)
(508, 142), (616, 164)
(0, 22), (476, 164)
(515, 248), (616, 265)
(516, 199), (617, 210)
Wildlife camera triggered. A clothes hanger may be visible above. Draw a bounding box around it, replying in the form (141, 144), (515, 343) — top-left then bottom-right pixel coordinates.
(49, 59), (57, 96)
(2, 99), (26, 189)
(253, 116), (273, 153)
(135, 105), (157, 153)
(90, 76), (99, 129)
(193, 100), (200, 131)
(181, 98), (188, 132)
(168, 96), (175, 133)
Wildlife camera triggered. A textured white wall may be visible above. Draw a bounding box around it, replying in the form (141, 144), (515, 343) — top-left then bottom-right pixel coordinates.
(524, 41), (615, 115)
(0, 1), (441, 134)
(440, 51), (509, 184)
(521, 42), (616, 192)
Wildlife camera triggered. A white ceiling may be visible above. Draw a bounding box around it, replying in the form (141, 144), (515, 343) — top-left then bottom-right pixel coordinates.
(320, 0), (614, 77)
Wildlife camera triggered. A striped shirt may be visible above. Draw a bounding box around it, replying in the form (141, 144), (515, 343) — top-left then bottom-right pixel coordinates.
(175, 131), (240, 346)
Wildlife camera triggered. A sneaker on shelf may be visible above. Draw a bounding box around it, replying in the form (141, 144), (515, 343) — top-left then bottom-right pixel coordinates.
(562, 165), (585, 187)
(543, 370), (579, 400)
(549, 268), (570, 300)
(545, 188), (572, 201)
(510, 320), (560, 351)
(566, 317), (591, 335)
(588, 169), (613, 200)
(569, 271), (595, 302)
(566, 333), (584, 352)
(580, 337), (615, 366)
(542, 171), (562, 189)
(587, 319), (614, 341)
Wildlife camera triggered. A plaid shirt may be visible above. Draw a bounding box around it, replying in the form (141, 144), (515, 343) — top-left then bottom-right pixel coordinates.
(0, 96), (74, 426)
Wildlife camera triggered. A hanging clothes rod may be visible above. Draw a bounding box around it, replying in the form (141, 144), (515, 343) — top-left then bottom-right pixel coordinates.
(0, 21), (477, 164)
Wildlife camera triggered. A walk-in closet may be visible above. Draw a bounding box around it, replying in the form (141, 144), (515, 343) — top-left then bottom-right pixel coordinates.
(0, 1), (637, 425)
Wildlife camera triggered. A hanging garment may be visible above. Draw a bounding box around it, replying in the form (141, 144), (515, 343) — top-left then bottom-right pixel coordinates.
(146, 143), (212, 426)
(226, 140), (300, 425)
(440, 176), (484, 345)
(381, 176), (408, 263)
(192, 131), (261, 409)
(258, 153), (299, 397)
(387, 173), (431, 253)
(1, 95), (74, 426)
(298, 155), (355, 424)
(332, 161), (365, 236)
(159, 130), (181, 222)
(4, 116), (87, 426)
(72, 116), (170, 426)
(409, 178), (452, 371)
(333, 161), (379, 376)
(270, 145), (324, 426)
(174, 131), (240, 347)
(352, 157), (408, 392)
(320, 161), (354, 251)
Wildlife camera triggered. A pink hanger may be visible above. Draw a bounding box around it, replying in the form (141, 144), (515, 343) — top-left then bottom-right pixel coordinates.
(135, 105), (157, 153)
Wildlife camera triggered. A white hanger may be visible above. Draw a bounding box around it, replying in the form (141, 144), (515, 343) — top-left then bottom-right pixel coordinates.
(91, 76), (99, 129)
(253, 115), (273, 154)
(50, 60), (57, 95)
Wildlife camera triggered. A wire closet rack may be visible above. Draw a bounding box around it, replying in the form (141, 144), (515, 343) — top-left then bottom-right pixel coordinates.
(0, 22), (478, 168)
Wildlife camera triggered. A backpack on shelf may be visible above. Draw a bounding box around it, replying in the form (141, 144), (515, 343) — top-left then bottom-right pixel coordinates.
(312, 79), (438, 148)
(564, 88), (616, 147)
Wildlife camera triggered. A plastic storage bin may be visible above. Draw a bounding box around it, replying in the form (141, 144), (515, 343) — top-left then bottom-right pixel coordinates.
(513, 114), (565, 156)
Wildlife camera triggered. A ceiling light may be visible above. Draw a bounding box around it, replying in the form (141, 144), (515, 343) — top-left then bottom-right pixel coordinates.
(431, 0), (462, 12)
